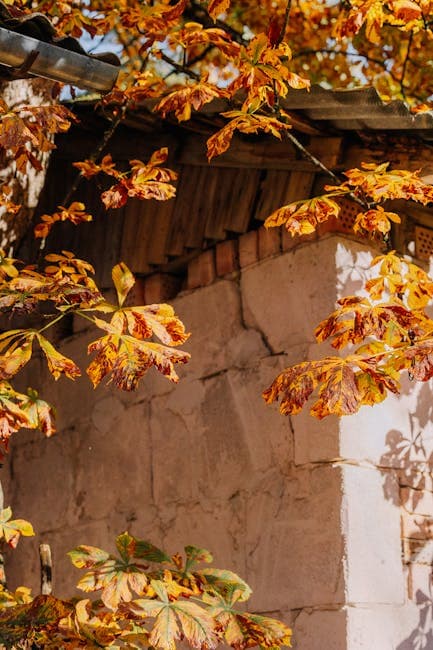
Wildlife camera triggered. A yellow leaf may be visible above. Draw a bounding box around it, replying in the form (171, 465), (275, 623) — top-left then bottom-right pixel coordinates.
(112, 262), (135, 307)
(36, 334), (81, 380)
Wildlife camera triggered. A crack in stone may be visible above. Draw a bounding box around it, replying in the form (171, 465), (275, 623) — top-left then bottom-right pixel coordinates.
(234, 275), (275, 356)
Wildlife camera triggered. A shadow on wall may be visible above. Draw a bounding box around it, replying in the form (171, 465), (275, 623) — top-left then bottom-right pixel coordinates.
(397, 589), (433, 650)
(381, 382), (433, 649)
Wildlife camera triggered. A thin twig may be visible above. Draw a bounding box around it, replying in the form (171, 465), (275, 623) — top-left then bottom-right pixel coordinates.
(38, 102), (128, 255)
(283, 130), (368, 208)
(159, 52), (200, 81)
(276, 0), (292, 46)
(400, 31), (413, 101)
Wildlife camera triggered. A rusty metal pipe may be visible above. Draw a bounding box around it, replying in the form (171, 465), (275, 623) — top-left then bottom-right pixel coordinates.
(0, 26), (119, 92)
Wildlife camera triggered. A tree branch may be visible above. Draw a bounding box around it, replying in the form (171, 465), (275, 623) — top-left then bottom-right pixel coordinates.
(276, 0), (292, 46)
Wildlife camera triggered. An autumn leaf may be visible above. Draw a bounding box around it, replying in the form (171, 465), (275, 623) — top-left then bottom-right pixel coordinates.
(0, 506), (34, 548)
(131, 580), (218, 650)
(314, 297), (420, 348)
(0, 585), (33, 608)
(36, 334), (81, 381)
(156, 83), (228, 122)
(332, 162), (433, 204)
(263, 355), (399, 419)
(204, 590), (292, 649)
(21, 388), (56, 438)
(119, 303), (190, 346)
(75, 150), (177, 210)
(0, 383), (32, 453)
(0, 595), (72, 647)
(197, 568), (252, 601)
(112, 262), (135, 307)
(69, 533), (149, 610)
(86, 332), (190, 390)
(208, 0), (231, 20)
(0, 250), (18, 280)
(265, 195), (341, 235)
(0, 333), (34, 380)
(184, 546), (213, 573)
(34, 202), (92, 239)
(405, 341), (433, 381)
(207, 111), (290, 160)
(353, 206), (401, 235)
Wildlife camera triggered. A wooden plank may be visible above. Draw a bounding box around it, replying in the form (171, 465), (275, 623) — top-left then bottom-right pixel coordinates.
(177, 133), (342, 171)
(254, 170), (315, 221)
(145, 199), (176, 265)
(308, 136), (343, 169)
(166, 166), (200, 256)
(120, 198), (153, 274)
(218, 167), (261, 235)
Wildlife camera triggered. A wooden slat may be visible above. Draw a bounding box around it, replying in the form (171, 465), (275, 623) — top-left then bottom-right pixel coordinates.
(167, 165), (210, 256)
(120, 198), (153, 274)
(254, 170), (315, 221)
(205, 167), (261, 238)
(145, 200), (176, 265)
(177, 133), (340, 171)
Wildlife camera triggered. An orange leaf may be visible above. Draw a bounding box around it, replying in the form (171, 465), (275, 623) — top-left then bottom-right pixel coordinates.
(208, 0), (231, 20)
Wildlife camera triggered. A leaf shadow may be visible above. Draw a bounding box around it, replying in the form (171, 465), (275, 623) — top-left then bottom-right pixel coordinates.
(380, 381), (433, 648)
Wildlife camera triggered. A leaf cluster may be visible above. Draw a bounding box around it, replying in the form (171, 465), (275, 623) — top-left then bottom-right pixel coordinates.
(0, 525), (292, 650)
(0, 254), (189, 456)
(264, 252), (433, 418)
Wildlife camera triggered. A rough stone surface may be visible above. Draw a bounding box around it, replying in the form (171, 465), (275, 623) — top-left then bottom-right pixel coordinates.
(293, 609), (347, 650)
(241, 239), (341, 352)
(2, 235), (432, 649)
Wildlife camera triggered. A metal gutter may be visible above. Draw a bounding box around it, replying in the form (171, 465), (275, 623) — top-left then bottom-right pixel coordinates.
(0, 26), (119, 92)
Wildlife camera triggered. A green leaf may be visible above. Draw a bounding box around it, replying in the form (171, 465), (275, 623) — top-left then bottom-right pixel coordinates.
(0, 595), (71, 647)
(68, 545), (110, 569)
(116, 531), (136, 561)
(134, 539), (172, 564)
(184, 545), (213, 573)
(198, 568), (252, 602)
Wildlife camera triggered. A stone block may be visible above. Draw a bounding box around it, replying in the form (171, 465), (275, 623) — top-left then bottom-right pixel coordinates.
(151, 362), (293, 506)
(401, 509), (433, 541)
(7, 429), (79, 532)
(159, 499), (246, 580)
(346, 602), (423, 650)
(293, 408), (340, 465)
(342, 465), (405, 605)
(339, 379), (433, 470)
(258, 226), (281, 259)
(246, 465), (345, 611)
(172, 279), (246, 378)
(293, 609), (347, 650)
(238, 230), (258, 268)
(241, 239), (342, 352)
(74, 399), (152, 520)
(187, 250), (216, 289)
(215, 239), (239, 276)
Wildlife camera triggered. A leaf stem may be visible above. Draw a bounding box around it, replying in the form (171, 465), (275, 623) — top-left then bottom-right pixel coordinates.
(37, 312), (66, 335)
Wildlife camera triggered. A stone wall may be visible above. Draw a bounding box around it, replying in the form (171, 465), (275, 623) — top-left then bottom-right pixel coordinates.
(2, 234), (433, 649)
